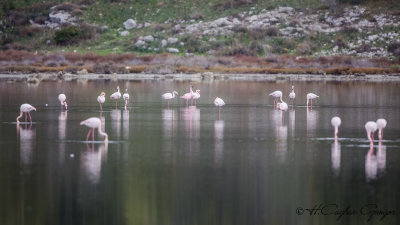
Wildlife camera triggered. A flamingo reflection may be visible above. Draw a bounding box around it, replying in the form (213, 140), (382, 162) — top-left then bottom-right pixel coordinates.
(81, 142), (108, 184)
(306, 109), (318, 137)
(331, 140), (341, 176)
(58, 111), (67, 163)
(162, 109), (177, 138)
(365, 145), (378, 182)
(110, 109), (121, 140)
(377, 141), (386, 173)
(214, 120), (224, 164)
(123, 110), (129, 140)
(289, 110), (295, 137)
(17, 123), (36, 166)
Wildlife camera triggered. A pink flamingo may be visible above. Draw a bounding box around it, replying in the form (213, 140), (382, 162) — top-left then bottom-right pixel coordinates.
(306, 93), (319, 110)
(80, 117), (108, 143)
(123, 89), (130, 110)
(16, 103), (36, 124)
(376, 118), (387, 140)
(192, 89), (200, 105)
(162, 91), (178, 108)
(269, 90), (282, 109)
(181, 86), (193, 107)
(214, 97), (225, 120)
(331, 116), (341, 140)
(110, 86), (121, 109)
(58, 94), (68, 111)
(365, 121), (377, 146)
(289, 86), (295, 108)
(97, 92), (105, 111)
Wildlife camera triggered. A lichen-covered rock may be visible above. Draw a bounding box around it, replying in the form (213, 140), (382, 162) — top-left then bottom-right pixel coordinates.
(123, 19), (137, 30)
(167, 48), (179, 53)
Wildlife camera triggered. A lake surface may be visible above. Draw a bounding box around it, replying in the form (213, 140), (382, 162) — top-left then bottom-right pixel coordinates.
(0, 80), (400, 225)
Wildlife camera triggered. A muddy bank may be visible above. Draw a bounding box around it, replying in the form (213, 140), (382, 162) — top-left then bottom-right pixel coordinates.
(1, 72), (400, 82)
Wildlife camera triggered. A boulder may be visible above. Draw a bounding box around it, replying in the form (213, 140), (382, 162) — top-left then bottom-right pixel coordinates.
(161, 39), (168, 47)
(120, 31), (130, 36)
(135, 40), (146, 47)
(167, 48), (179, 53)
(123, 19), (137, 29)
(167, 37), (179, 44)
(143, 35), (154, 42)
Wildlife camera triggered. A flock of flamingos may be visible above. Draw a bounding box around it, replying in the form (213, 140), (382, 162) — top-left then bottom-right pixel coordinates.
(15, 84), (387, 145)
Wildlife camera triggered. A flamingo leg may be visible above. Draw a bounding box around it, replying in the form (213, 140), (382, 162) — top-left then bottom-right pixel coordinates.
(92, 128), (95, 142)
(167, 100), (170, 109)
(24, 113), (27, 123)
(311, 99), (313, 110)
(86, 129), (92, 142)
(100, 103), (103, 112)
(115, 100), (118, 109)
(28, 112), (32, 124)
(186, 99), (188, 107)
(219, 107), (221, 120)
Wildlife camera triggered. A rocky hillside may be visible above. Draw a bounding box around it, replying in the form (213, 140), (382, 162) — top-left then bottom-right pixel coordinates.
(0, 0), (400, 60)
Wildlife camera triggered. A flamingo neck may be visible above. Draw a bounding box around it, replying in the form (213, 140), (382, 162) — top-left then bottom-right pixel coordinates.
(98, 125), (108, 142)
(16, 111), (23, 122)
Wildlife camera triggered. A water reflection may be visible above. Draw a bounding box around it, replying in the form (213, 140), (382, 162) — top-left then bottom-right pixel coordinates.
(58, 111), (67, 163)
(81, 142), (108, 184)
(306, 109), (318, 137)
(123, 110), (130, 140)
(110, 109), (121, 140)
(162, 109), (177, 138)
(181, 106), (200, 140)
(276, 125), (288, 162)
(289, 110), (295, 137)
(365, 145), (378, 182)
(331, 140), (341, 176)
(17, 124), (36, 167)
(214, 120), (224, 164)
(377, 142), (386, 173)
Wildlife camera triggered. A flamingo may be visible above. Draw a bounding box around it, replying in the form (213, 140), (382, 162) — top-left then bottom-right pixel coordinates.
(192, 89), (200, 106)
(214, 97), (225, 120)
(306, 93), (319, 110)
(16, 103), (36, 124)
(58, 94), (68, 110)
(162, 91), (178, 108)
(181, 90), (193, 107)
(289, 86), (295, 106)
(365, 121), (377, 146)
(97, 92), (106, 111)
(277, 101), (288, 111)
(123, 89), (129, 110)
(110, 86), (121, 109)
(80, 117), (108, 143)
(376, 118), (387, 140)
(331, 116), (341, 140)
(269, 90), (282, 109)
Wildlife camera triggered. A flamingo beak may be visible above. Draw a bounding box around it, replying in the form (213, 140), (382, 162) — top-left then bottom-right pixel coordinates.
(80, 121), (86, 125)
(32, 107), (37, 111)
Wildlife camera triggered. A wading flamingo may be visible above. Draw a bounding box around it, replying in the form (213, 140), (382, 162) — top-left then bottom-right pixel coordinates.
(162, 91), (178, 108)
(277, 100), (288, 123)
(214, 97), (225, 120)
(289, 86), (295, 107)
(269, 90), (282, 109)
(80, 117), (108, 143)
(97, 92), (106, 111)
(181, 90), (193, 107)
(331, 116), (341, 140)
(365, 121), (377, 146)
(123, 89), (130, 110)
(110, 86), (121, 109)
(58, 94), (68, 110)
(16, 104), (37, 124)
(376, 118), (387, 141)
(306, 93), (319, 110)
(192, 89), (201, 106)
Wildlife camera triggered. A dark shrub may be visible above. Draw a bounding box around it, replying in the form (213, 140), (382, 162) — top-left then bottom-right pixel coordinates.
(54, 26), (80, 45)
(388, 41), (400, 57)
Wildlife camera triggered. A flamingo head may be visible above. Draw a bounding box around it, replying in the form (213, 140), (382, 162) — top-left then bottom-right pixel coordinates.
(117, 86), (120, 91)
(276, 102), (281, 110)
(125, 89), (128, 92)
(80, 120), (86, 126)
(291, 85), (294, 89)
(100, 92), (105, 96)
(30, 106), (37, 111)
(173, 91), (178, 95)
(196, 89), (200, 93)
(63, 101), (68, 109)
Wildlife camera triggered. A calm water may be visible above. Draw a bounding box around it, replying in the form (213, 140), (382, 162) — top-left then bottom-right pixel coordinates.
(0, 80), (400, 225)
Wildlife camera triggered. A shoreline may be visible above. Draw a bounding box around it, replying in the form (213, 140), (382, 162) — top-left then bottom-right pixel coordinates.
(1, 73), (400, 82)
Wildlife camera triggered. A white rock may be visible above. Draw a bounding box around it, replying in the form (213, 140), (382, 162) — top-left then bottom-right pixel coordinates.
(144, 22), (151, 27)
(161, 39), (167, 47)
(333, 46), (339, 52)
(180, 42), (184, 46)
(143, 35), (154, 42)
(167, 37), (179, 44)
(123, 19), (137, 29)
(167, 48), (179, 53)
(368, 35), (379, 41)
(120, 31), (130, 36)
(135, 40), (146, 47)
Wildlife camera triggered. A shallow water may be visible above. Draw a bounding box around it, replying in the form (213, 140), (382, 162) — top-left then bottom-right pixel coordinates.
(0, 80), (400, 225)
